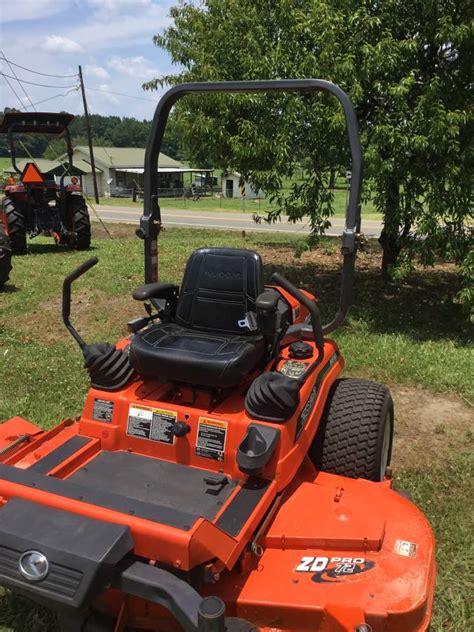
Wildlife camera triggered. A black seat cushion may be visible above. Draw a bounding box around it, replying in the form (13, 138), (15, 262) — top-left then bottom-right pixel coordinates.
(129, 323), (264, 388)
(176, 248), (264, 335)
(129, 248), (266, 387)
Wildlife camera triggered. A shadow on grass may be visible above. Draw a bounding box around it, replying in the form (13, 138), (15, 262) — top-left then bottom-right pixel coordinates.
(0, 283), (19, 294)
(263, 258), (470, 345)
(25, 244), (98, 255)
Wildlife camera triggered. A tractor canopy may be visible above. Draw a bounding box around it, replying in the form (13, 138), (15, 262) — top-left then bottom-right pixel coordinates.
(0, 112), (75, 135)
(0, 112), (75, 176)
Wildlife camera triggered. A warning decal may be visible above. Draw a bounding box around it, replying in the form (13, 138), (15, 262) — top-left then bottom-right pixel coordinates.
(395, 539), (418, 558)
(196, 417), (227, 461)
(93, 398), (114, 423)
(127, 404), (176, 445)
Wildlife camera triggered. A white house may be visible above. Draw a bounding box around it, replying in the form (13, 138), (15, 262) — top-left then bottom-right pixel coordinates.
(221, 172), (264, 200)
(61, 146), (192, 197)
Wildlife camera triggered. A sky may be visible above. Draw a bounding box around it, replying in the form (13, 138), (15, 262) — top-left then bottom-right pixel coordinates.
(0, 0), (177, 121)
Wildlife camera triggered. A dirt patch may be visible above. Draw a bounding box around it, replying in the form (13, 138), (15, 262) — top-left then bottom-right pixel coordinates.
(390, 384), (473, 470)
(92, 222), (136, 240)
(16, 289), (140, 344)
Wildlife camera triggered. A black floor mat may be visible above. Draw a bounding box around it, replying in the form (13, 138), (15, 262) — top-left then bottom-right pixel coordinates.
(69, 451), (237, 525)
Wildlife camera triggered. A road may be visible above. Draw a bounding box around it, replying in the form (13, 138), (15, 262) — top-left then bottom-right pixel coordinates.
(90, 204), (383, 237)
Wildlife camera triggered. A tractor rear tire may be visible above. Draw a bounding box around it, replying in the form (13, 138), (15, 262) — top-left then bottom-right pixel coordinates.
(70, 196), (91, 250)
(309, 378), (393, 482)
(3, 198), (27, 255)
(0, 223), (12, 288)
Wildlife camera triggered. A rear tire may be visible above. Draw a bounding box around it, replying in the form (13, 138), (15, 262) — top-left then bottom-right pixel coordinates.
(3, 197), (27, 255)
(69, 195), (91, 250)
(309, 378), (393, 482)
(0, 222), (12, 288)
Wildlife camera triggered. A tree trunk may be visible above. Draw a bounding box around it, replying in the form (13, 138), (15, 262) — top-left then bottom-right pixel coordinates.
(329, 168), (336, 190)
(378, 229), (402, 275)
(378, 178), (401, 278)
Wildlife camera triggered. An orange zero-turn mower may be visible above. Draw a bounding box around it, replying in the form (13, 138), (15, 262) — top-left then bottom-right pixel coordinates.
(0, 81), (435, 632)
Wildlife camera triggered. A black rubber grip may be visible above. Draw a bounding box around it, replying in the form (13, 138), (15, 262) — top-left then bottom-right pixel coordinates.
(62, 257), (98, 349)
(272, 272), (324, 354)
(65, 256), (98, 285)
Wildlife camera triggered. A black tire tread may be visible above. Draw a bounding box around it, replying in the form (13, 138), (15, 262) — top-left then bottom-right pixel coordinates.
(3, 197), (27, 254)
(0, 222), (12, 287)
(310, 378), (393, 481)
(69, 196), (91, 250)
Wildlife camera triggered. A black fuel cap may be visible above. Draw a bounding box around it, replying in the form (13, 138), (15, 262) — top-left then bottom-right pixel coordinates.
(289, 341), (313, 359)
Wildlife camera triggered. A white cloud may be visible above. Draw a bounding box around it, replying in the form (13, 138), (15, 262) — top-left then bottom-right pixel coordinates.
(84, 65), (109, 79)
(107, 55), (158, 81)
(1, 0), (70, 23)
(64, 2), (173, 51)
(0, 1), (173, 119)
(96, 84), (120, 105)
(84, 0), (152, 10)
(42, 35), (83, 53)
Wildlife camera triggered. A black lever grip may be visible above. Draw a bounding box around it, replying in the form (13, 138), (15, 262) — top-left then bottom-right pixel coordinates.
(64, 256), (98, 286)
(62, 257), (99, 349)
(272, 272), (324, 356)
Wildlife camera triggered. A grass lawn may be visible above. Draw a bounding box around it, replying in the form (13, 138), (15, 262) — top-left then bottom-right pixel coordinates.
(0, 157), (14, 173)
(0, 226), (472, 631)
(96, 187), (382, 220)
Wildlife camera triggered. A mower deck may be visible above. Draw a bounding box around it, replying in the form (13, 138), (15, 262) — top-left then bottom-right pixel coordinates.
(0, 395), (435, 632)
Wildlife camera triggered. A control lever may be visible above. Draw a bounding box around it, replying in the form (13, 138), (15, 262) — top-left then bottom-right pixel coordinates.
(172, 421), (191, 437)
(271, 272), (324, 358)
(62, 257), (98, 350)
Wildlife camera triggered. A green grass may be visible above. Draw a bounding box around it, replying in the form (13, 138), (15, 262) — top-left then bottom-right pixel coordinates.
(0, 227), (472, 631)
(396, 455), (474, 631)
(96, 188), (382, 220)
(0, 157), (14, 173)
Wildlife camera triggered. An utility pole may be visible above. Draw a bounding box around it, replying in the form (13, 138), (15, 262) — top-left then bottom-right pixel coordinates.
(78, 65), (100, 204)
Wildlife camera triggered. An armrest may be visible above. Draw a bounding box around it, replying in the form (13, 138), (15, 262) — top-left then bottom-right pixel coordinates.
(132, 282), (179, 302)
(256, 290), (279, 312)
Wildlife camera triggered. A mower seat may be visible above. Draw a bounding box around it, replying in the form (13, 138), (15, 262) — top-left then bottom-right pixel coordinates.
(129, 248), (266, 388)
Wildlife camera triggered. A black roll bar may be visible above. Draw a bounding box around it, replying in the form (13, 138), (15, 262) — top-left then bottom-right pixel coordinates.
(140, 79), (363, 334)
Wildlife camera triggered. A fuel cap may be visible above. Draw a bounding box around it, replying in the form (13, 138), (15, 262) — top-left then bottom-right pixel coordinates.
(289, 341), (313, 359)
(19, 550), (49, 582)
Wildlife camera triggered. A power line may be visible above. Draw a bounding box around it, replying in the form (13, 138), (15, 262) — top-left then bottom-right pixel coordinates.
(1, 51), (36, 111)
(0, 57), (78, 79)
(0, 73), (25, 109)
(0, 71), (78, 89)
(86, 86), (157, 102)
(17, 87), (80, 111)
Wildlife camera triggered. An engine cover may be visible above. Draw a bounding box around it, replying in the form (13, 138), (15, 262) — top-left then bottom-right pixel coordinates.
(0, 497), (133, 612)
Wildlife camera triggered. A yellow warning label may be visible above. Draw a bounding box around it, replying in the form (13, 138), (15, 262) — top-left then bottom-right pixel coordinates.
(127, 404), (177, 444)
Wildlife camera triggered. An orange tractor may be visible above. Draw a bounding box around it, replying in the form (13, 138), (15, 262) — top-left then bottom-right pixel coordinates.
(0, 111), (91, 255)
(0, 81), (435, 632)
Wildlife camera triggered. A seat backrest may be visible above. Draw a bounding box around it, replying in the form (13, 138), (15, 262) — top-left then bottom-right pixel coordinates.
(176, 248), (264, 335)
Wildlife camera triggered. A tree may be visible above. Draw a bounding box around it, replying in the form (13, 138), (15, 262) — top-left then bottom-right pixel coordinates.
(144, 0), (472, 280)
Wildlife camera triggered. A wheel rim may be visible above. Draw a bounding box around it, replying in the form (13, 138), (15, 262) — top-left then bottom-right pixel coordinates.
(379, 412), (392, 480)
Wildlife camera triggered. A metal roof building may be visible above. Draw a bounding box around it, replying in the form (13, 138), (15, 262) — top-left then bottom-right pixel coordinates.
(3, 147), (213, 198)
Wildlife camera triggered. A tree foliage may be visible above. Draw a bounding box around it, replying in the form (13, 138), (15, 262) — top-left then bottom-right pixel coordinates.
(145, 0), (472, 282)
